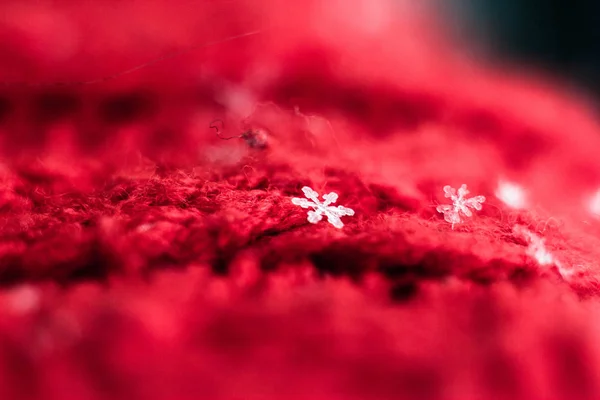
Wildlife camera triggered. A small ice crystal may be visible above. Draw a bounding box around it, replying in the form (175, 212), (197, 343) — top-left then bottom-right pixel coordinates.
(292, 186), (354, 229)
(436, 184), (485, 229)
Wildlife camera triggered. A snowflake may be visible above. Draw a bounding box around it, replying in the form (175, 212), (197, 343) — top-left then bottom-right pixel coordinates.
(292, 186), (355, 229)
(436, 184), (485, 228)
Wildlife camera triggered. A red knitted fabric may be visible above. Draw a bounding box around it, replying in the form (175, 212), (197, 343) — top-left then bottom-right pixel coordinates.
(2, 1), (600, 399)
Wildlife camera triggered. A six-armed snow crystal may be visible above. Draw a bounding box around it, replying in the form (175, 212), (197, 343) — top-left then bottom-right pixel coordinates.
(436, 184), (485, 228)
(292, 186), (355, 229)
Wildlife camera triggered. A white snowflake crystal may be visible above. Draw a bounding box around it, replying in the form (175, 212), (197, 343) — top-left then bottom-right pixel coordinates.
(292, 186), (354, 229)
(436, 184), (485, 228)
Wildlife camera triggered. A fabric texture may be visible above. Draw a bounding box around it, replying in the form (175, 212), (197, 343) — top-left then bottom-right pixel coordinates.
(1, 1), (600, 399)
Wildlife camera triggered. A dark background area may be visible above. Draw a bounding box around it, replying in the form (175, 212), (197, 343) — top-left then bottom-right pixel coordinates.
(445, 0), (600, 95)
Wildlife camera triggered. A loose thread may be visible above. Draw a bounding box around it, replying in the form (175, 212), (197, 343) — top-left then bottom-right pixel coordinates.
(0, 29), (265, 88)
(210, 119), (269, 149)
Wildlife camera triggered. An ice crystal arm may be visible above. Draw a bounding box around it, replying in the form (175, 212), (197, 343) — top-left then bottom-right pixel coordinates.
(326, 214), (344, 229)
(443, 185), (456, 198)
(301, 186), (319, 202)
(291, 198), (313, 209)
(459, 206), (473, 217)
(457, 184), (469, 198)
(307, 210), (323, 224)
(466, 196), (486, 210)
(336, 205), (355, 216)
(322, 192), (338, 206)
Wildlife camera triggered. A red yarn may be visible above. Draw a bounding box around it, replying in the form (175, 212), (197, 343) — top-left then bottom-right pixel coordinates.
(1, 1), (600, 399)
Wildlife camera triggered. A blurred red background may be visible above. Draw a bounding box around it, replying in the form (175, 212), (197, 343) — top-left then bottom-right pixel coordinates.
(2, 1), (600, 399)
